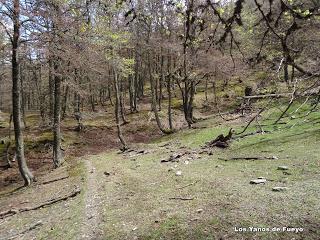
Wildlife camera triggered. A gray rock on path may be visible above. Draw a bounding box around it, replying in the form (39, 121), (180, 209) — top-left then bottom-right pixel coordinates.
(277, 166), (289, 170)
(250, 178), (267, 184)
(272, 187), (288, 192)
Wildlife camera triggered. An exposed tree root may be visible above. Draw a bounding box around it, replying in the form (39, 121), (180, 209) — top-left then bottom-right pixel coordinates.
(0, 188), (81, 219)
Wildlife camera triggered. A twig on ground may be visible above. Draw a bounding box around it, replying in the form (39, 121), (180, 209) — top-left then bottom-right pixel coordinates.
(41, 175), (69, 185)
(177, 180), (199, 190)
(169, 197), (194, 201)
(0, 188), (81, 219)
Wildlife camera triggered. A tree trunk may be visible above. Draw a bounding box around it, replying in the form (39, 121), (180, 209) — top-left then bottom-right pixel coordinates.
(148, 55), (172, 134)
(12, 0), (34, 186)
(108, 85), (114, 106)
(167, 75), (173, 131)
(53, 60), (63, 168)
(20, 63), (27, 128)
(48, 56), (55, 124)
(62, 85), (69, 120)
(113, 69), (127, 151)
(205, 75), (208, 102)
(119, 78), (129, 124)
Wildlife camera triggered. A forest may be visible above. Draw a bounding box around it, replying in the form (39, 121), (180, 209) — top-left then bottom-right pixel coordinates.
(0, 0), (319, 239)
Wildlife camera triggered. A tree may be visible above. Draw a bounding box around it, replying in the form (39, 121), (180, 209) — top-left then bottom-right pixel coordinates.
(0, 0), (35, 185)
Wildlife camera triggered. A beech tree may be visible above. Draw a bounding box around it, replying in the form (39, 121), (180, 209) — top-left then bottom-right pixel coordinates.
(0, 0), (34, 185)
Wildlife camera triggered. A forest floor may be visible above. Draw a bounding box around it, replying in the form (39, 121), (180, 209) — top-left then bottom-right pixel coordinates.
(0, 96), (320, 240)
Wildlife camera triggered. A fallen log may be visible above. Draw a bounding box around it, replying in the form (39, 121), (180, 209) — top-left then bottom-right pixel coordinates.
(169, 197), (194, 201)
(0, 188), (81, 219)
(219, 156), (278, 161)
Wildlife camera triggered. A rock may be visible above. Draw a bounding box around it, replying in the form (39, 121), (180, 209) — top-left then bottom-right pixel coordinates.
(104, 171), (111, 176)
(277, 166), (289, 170)
(250, 178), (267, 184)
(175, 171), (182, 176)
(184, 160), (189, 165)
(196, 208), (203, 213)
(272, 187), (288, 192)
(272, 156), (279, 160)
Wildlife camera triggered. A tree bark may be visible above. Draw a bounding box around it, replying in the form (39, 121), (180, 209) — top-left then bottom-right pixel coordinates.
(53, 60), (63, 168)
(148, 55), (172, 134)
(12, 0), (34, 186)
(113, 69), (127, 151)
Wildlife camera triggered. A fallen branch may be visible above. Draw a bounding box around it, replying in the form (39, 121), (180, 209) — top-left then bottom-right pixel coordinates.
(235, 129), (271, 139)
(169, 197), (194, 201)
(1, 221), (43, 240)
(41, 175), (69, 185)
(237, 93), (291, 100)
(177, 180), (199, 190)
(236, 100), (272, 135)
(205, 128), (234, 148)
(219, 156), (277, 161)
(0, 188), (81, 219)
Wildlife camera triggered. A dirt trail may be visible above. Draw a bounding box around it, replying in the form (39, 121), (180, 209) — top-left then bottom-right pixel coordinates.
(80, 159), (104, 239)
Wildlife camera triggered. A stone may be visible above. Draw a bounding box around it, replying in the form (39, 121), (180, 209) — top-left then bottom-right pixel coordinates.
(196, 208), (204, 213)
(277, 166), (289, 170)
(250, 179), (267, 184)
(272, 187), (288, 192)
(175, 171), (182, 176)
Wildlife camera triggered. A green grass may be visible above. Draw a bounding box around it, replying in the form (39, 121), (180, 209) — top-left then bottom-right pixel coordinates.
(85, 108), (320, 239)
(1, 97), (319, 239)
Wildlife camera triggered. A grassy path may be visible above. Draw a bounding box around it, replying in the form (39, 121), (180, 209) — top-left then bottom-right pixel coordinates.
(80, 159), (104, 239)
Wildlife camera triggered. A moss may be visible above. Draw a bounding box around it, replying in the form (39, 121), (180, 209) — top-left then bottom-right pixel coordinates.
(255, 71), (268, 81)
(171, 98), (183, 110)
